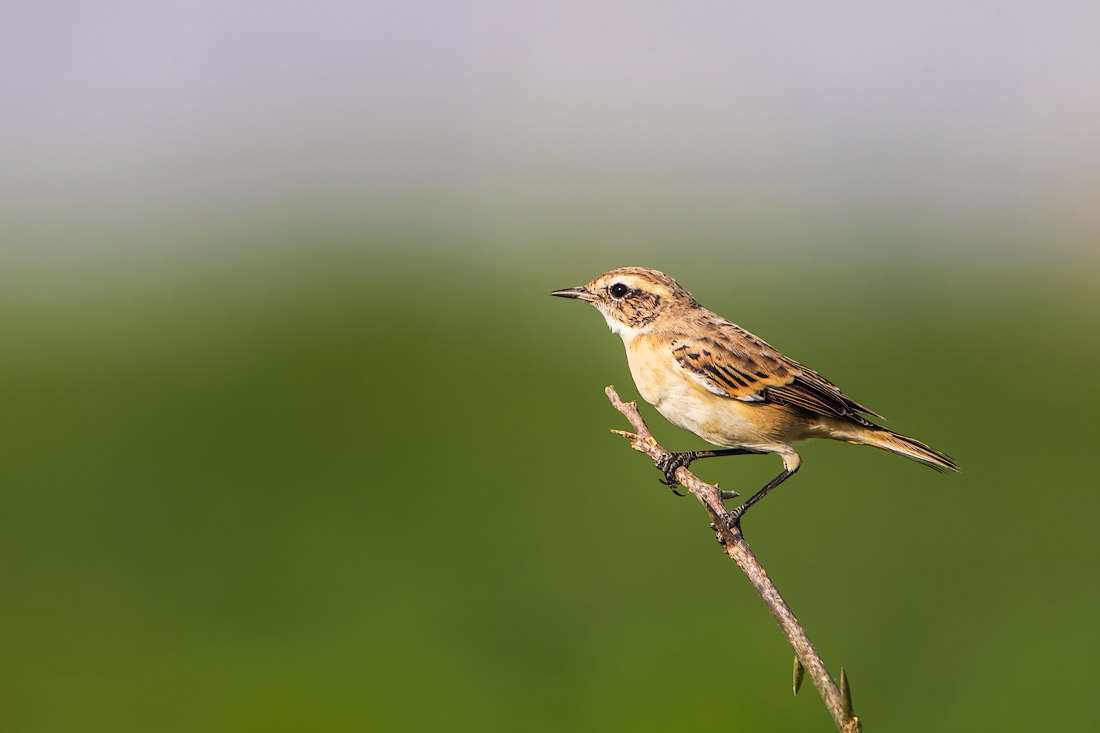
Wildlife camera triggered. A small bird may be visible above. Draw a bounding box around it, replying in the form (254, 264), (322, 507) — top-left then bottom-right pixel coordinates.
(552, 267), (957, 526)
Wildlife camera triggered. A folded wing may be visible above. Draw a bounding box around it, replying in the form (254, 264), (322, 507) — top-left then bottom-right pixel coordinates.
(668, 319), (883, 425)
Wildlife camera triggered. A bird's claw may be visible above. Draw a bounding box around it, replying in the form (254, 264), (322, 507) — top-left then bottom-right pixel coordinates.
(655, 451), (696, 493)
(658, 475), (685, 496)
(722, 506), (745, 532)
(655, 479), (682, 497)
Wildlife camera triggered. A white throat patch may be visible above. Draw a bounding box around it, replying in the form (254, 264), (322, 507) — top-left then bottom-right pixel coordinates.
(601, 310), (640, 341)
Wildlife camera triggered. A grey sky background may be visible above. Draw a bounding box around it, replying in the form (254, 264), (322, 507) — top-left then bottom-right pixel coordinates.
(3, 0), (1099, 254)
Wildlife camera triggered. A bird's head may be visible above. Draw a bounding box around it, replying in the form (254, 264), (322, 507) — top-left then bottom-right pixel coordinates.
(551, 267), (697, 338)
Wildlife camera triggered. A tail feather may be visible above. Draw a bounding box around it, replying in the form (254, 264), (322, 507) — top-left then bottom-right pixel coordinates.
(861, 428), (959, 472)
(822, 418), (959, 472)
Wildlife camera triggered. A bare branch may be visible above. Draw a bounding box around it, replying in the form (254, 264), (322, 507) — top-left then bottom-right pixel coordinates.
(605, 385), (862, 733)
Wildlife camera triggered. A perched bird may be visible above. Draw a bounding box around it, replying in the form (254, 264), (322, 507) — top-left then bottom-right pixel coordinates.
(552, 267), (957, 526)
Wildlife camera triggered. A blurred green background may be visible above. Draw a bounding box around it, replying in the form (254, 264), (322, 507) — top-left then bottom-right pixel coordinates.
(4, 2), (1100, 731)
(1, 235), (1097, 732)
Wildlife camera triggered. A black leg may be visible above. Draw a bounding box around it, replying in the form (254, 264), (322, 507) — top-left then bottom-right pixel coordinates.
(656, 448), (766, 493)
(726, 465), (799, 528)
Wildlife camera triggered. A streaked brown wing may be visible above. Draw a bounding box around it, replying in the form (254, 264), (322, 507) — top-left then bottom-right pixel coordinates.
(669, 332), (791, 400)
(669, 320), (882, 423)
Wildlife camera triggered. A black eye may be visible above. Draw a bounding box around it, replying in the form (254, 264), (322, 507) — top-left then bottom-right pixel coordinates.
(609, 283), (629, 299)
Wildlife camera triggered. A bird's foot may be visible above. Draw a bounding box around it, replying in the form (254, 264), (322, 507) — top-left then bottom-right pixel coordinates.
(656, 451), (700, 494)
(710, 507), (746, 542)
(723, 505), (746, 531)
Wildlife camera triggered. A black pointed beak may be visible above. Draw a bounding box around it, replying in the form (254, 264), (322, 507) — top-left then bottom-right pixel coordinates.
(550, 286), (596, 301)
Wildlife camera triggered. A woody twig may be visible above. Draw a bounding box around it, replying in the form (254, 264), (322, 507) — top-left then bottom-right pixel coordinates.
(605, 385), (861, 733)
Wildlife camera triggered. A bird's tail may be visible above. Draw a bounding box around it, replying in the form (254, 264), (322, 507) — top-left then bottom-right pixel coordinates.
(823, 420), (959, 472)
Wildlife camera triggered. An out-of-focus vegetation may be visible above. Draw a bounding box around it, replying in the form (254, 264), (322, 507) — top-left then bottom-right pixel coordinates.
(0, 231), (1097, 732)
